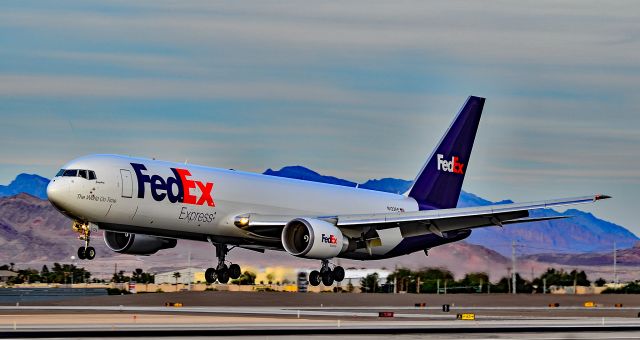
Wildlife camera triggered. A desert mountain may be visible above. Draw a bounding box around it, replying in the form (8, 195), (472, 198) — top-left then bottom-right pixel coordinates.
(265, 166), (638, 255)
(0, 168), (637, 281)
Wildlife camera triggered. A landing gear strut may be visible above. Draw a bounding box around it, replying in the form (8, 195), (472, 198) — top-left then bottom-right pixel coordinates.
(72, 221), (95, 260)
(308, 259), (344, 287)
(205, 243), (242, 284)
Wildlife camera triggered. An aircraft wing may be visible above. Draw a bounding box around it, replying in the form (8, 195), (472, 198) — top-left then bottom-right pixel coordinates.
(236, 194), (610, 239)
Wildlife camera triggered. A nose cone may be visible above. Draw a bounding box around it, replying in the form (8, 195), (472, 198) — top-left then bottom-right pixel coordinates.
(47, 179), (66, 210)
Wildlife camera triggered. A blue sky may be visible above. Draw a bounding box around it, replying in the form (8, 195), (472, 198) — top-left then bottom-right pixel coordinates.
(1, 1), (638, 233)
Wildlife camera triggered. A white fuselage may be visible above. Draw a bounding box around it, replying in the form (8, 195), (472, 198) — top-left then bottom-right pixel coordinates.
(47, 154), (419, 254)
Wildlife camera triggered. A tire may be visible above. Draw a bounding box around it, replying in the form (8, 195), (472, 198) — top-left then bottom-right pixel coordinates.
(332, 266), (345, 282)
(321, 270), (334, 286)
(77, 247), (86, 260)
(229, 264), (241, 279)
(85, 247), (96, 260)
(205, 268), (217, 284)
(217, 268), (230, 284)
(309, 270), (321, 286)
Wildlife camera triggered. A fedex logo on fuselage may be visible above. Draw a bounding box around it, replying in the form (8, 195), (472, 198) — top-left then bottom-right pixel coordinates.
(437, 154), (465, 174)
(321, 234), (337, 245)
(130, 163), (215, 207)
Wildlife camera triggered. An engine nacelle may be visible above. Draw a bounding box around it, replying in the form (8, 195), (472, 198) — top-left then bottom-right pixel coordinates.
(103, 231), (177, 255)
(281, 218), (348, 259)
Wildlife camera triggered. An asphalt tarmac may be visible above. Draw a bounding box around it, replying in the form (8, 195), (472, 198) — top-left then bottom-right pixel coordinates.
(6, 290), (638, 308)
(0, 292), (639, 338)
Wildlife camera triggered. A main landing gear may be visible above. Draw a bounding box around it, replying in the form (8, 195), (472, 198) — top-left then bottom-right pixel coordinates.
(72, 221), (95, 260)
(204, 243), (242, 284)
(308, 259), (345, 286)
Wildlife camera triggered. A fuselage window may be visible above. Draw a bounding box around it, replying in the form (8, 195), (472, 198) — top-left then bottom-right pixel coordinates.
(56, 169), (65, 177)
(88, 171), (96, 180)
(63, 169), (78, 177)
(78, 170), (88, 179)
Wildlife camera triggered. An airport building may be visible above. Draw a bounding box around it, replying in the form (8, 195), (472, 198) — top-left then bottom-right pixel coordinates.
(0, 270), (17, 283)
(311, 268), (393, 290)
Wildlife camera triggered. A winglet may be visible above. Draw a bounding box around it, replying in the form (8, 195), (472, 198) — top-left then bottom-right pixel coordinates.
(594, 194), (612, 201)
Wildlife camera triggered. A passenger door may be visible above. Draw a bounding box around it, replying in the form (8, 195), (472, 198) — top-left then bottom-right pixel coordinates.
(120, 169), (133, 198)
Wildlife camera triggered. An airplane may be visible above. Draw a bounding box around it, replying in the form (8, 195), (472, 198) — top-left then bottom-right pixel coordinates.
(46, 96), (610, 286)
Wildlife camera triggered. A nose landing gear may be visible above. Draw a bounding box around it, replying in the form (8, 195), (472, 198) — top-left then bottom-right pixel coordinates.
(308, 259), (344, 287)
(73, 221), (95, 260)
(204, 243), (242, 284)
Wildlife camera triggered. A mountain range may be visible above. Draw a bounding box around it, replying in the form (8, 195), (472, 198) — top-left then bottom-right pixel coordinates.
(0, 166), (638, 281)
(0, 192), (635, 282)
(1, 166), (637, 256)
(0, 173), (49, 200)
(264, 166), (638, 255)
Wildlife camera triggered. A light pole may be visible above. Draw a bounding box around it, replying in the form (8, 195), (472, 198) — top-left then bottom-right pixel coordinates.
(70, 256), (76, 286)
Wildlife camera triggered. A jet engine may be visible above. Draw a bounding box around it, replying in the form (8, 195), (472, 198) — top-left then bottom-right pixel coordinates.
(281, 218), (349, 259)
(103, 231), (177, 255)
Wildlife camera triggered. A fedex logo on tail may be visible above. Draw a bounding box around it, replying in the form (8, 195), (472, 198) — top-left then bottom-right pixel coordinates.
(131, 163), (215, 207)
(437, 154), (465, 174)
(321, 234), (337, 245)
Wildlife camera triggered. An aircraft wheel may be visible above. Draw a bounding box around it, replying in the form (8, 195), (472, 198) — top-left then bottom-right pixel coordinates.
(205, 268), (217, 284)
(217, 268), (230, 284)
(332, 266), (345, 282)
(229, 264), (241, 279)
(321, 270), (334, 286)
(309, 270), (321, 286)
(77, 247), (86, 260)
(85, 247), (96, 260)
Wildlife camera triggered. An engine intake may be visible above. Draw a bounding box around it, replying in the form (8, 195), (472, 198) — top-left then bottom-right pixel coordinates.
(281, 218), (348, 259)
(103, 231), (177, 255)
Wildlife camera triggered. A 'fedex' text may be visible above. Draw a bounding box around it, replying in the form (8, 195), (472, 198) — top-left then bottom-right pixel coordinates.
(436, 154), (465, 174)
(321, 234), (337, 245)
(131, 163), (215, 207)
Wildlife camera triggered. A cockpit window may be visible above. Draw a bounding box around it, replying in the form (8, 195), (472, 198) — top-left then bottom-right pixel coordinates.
(63, 169), (78, 177)
(59, 168), (96, 179)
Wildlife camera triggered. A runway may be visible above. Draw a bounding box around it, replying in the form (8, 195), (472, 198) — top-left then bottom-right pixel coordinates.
(1, 292), (639, 338)
(2, 306), (640, 338)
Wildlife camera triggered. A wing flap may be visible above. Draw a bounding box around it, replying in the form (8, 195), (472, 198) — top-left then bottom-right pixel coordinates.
(399, 213), (570, 238)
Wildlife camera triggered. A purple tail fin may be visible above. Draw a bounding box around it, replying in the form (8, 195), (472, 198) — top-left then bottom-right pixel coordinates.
(408, 96), (485, 210)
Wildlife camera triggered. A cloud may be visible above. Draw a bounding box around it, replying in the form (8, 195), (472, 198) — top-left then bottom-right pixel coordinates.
(1, 1), (638, 67)
(39, 51), (212, 76)
(0, 74), (358, 102)
(0, 0), (639, 232)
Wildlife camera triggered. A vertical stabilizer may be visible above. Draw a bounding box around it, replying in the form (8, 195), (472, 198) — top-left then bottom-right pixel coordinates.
(408, 96), (485, 210)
